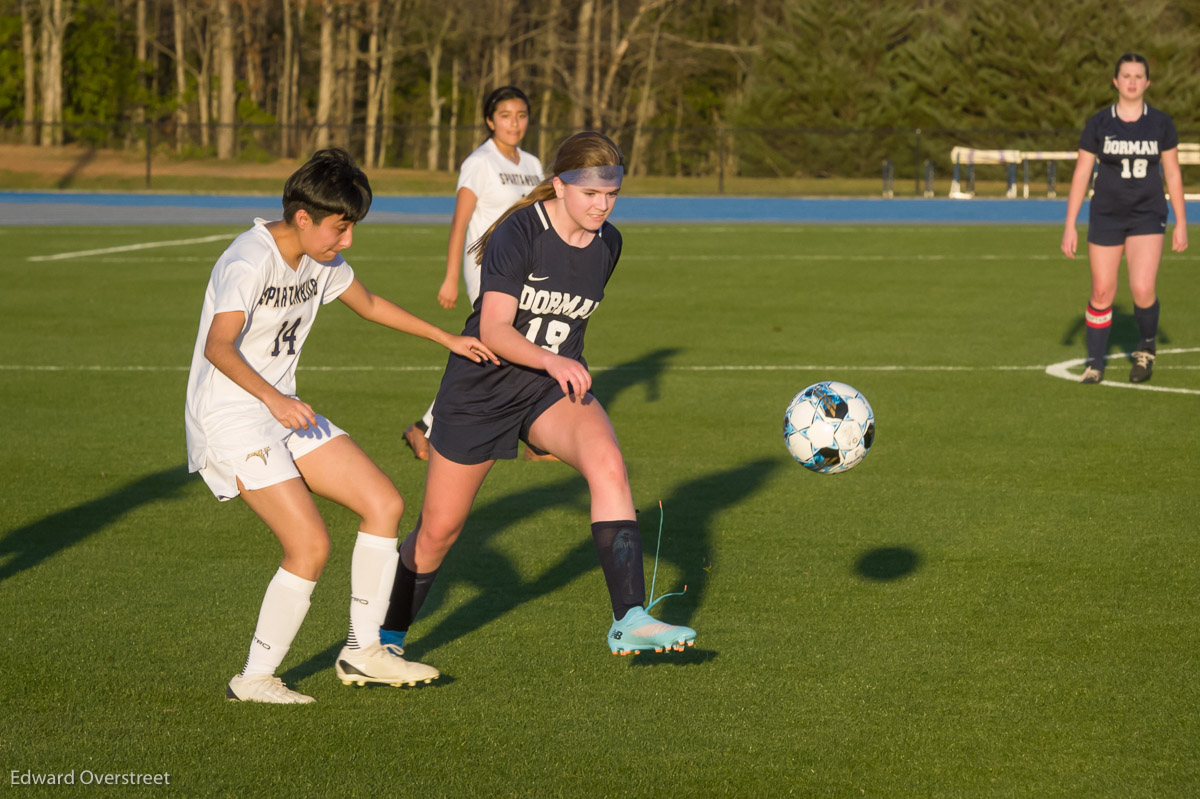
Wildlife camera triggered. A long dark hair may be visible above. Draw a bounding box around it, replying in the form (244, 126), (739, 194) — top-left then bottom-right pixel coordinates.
(469, 131), (624, 264)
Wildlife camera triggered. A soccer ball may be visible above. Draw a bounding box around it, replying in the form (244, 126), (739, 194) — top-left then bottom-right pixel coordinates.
(783, 381), (875, 474)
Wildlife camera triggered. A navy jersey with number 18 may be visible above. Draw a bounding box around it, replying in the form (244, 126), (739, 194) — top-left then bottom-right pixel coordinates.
(432, 201), (622, 425)
(1080, 103), (1178, 218)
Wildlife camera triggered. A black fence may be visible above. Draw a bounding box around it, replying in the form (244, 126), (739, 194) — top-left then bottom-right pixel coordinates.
(0, 119), (1128, 195)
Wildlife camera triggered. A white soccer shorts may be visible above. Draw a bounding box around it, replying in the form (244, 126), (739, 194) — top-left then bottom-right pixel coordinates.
(198, 414), (347, 501)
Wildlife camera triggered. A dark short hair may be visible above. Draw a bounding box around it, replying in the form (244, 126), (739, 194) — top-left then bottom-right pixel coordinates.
(282, 148), (372, 224)
(1114, 52), (1150, 80)
(483, 86), (531, 127)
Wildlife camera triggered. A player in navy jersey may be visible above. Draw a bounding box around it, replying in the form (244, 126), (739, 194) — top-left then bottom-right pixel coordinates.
(380, 132), (697, 660)
(402, 86), (552, 462)
(1062, 53), (1188, 384)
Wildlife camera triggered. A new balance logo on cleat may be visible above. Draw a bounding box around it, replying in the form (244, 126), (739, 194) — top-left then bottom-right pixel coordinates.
(606, 607), (697, 656)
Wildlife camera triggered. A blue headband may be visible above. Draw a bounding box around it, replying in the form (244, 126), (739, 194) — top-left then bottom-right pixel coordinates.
(557, 165), (624, 186)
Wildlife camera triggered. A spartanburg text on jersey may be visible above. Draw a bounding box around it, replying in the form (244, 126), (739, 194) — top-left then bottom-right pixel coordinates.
(1080, 103), (1178, 218)
(457, 138), (544, 270)
(184, 219), (354, 471)
(433, 200), (622, 423)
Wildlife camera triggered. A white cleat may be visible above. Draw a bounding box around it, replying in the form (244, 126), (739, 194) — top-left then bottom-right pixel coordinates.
(226, 673), (316, 704)
(335, 642), (439, 687)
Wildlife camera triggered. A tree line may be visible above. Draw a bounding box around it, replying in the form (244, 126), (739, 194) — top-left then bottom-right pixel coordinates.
(3, 0), (1200, 179)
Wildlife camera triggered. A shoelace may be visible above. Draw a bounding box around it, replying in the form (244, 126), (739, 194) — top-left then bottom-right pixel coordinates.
(645, 500), (687, 613)
(1134, 352), (1154, 367)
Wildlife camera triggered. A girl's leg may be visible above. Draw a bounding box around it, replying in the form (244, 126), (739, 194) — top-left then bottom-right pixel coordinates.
(238, 476), (332, 581)
(381, 448), (494, 643)
(1125, 233), (1164, 309)
(229, 477), (328, 700)
(528, 397), (642, 615)
(526, 396), (634, 522)
(295, 435), (404, 535)
(294, 436), (404, 652)
(528, 398), (695, 655)
(402, 398), (435, 461)
(1125, 234), (1164, 370)
(525, 400), (696, 652)
(292, 436), (439, 684)
(1084, 243), (1125, 376)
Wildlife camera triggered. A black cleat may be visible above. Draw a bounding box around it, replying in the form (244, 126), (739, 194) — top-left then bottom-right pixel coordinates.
(1129, 350), (1155, 383)
(1079, 365), (1104, 385)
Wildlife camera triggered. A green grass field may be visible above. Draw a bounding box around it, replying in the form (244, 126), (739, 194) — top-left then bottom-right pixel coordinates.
(2, 220), (1199, 797)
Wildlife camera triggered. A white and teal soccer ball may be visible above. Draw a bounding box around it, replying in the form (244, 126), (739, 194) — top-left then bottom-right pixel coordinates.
(783, 381), (875, 474)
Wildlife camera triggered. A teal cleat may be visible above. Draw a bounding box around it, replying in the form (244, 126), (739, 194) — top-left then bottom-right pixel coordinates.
(607, 606), (696, 656)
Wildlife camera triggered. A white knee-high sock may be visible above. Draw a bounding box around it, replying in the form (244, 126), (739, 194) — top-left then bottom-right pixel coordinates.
(348, 532), (399, 649)
(241, 567), (316, 677)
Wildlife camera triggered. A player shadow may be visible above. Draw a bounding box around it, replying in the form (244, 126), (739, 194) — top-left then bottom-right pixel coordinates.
(1060, 303), (1171, 356)
(404, 457), (780, 667)
(854, 546), (921, 582)
(289, 345), (684, 676)
(0, 465), (192, 586)
(591, 347), (682, 409)
(627, 457), (780, 668)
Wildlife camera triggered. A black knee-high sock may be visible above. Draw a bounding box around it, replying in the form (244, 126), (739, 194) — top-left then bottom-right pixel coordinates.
(1133, 299), (1160, 352)
(591, 520), (646, 621)
(1085, 303), (1113, 369)
(381, 561), (439, 633)
(382, 528), (439, 633)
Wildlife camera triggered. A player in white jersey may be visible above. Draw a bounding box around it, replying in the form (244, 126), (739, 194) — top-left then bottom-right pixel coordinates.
(1062, 53), (1188, 384)
(403, 86), (546, 461)
(185, 149), (498, 704)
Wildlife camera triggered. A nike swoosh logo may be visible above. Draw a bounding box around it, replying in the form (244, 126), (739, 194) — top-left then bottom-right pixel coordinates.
(528, 274), (550, 281)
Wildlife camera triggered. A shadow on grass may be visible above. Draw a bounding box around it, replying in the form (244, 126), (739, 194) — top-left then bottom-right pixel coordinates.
(369, 346), (778, 666)
(282, 346), (777, 674)
(284, 347), (686, 678)
(0, 464), (192, 586)
(592, 347), (682, 408)
(406, 457), (779, 665)
(1060, 304), (1170, 355)
(854, 546), (921, 581)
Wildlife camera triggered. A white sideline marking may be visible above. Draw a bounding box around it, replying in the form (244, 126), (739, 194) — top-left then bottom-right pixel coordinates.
(0, 362), (1134, 374)
(3, 353), (1196, 394)
(1044, 347), (1200, 395)
(0, 364), (439, 372)
(26, 233), (235, 262)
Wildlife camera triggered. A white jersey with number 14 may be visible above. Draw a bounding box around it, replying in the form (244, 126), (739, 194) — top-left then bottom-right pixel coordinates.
(184, 218), (354, 471)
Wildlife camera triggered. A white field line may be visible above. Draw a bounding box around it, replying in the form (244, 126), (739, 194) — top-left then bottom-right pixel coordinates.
(1044, 347), (1200, 395)
(0, 363), (1047, 374)
(27, 230), (1200, 266)
(3, 356), (1198, 380)
(26, 233), (236, 262)
(74, 250), (1200, 266)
